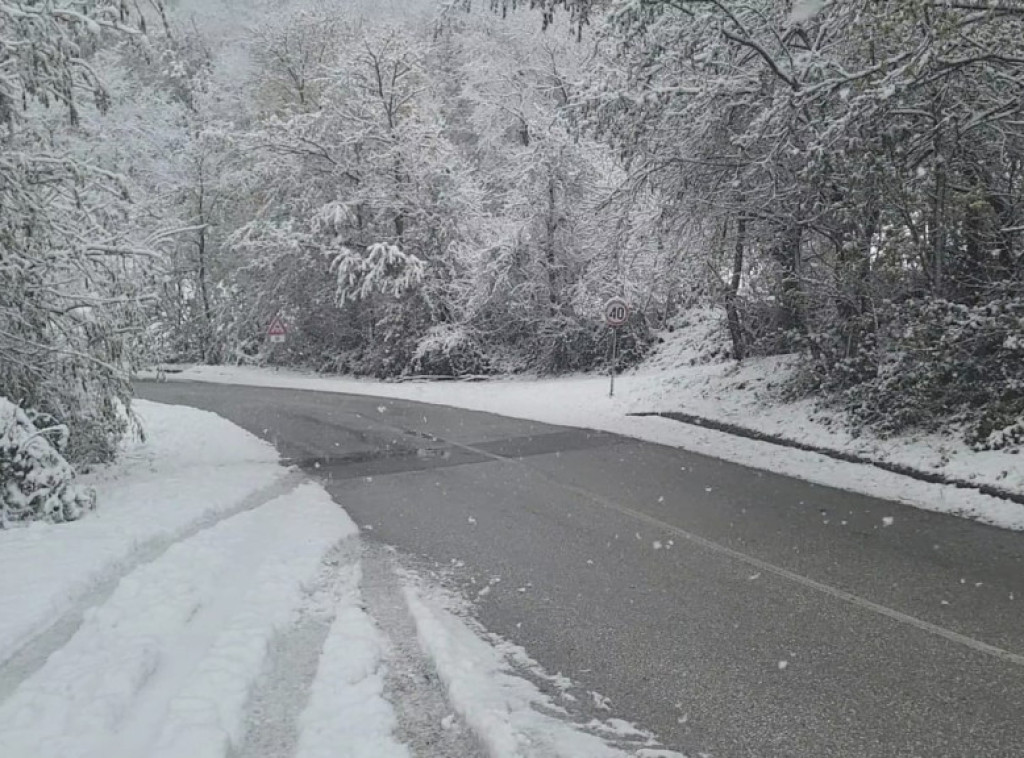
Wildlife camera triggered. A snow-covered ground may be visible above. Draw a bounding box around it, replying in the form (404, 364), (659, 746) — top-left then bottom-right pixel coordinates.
(0, 402), (287, 670)
(147, 314), (1024, 532)
(0, 401), (684, 758)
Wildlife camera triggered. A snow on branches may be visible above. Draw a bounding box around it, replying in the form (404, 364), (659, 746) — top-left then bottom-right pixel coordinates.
(331, 244), (426, 306)
(2, 1), (157, 467)
(0, 0), (140, 129)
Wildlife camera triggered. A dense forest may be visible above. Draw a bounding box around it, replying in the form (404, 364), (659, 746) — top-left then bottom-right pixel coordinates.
(3, 0), (1024, 521)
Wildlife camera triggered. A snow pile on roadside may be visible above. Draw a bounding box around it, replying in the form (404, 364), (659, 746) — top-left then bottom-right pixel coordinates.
(402, 582), (685, 758)
(0, 485), (357, 758)
(154, 363), (1024, 531)
(0, 400), (283, 667)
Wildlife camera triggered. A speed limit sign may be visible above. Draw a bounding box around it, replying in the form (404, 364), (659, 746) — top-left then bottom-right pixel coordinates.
(603, 297), (629, 398)
(604, 297), (629, 327)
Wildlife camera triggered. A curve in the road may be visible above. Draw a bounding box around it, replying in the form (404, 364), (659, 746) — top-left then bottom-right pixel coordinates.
(137, 380), (1024, 758)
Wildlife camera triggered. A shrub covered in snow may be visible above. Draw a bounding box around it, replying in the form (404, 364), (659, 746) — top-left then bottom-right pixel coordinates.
(412, 325), (490, 376)
(518, 313), (651, 375)
(802, 296), (1024, 450)
(645, 307), (733, 370)
(0, 398), (96, 526)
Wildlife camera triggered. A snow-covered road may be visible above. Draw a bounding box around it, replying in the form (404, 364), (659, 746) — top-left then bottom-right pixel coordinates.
(0, 402), (682, 758)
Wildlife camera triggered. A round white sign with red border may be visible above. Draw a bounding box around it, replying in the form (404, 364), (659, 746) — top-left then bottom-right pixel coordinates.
(604, 297), (629, 327)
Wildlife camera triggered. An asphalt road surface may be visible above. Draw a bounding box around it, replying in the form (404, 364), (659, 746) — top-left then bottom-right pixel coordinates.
(137, 380), (1024, 758)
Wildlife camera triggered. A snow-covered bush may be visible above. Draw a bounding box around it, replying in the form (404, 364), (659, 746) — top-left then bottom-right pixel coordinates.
(531, 313), (651, 374)
(331, 244), (426, 307)
(0, 398), (96, 526)
(412, 325), (490, 377)
(804, 297), (1024, 450)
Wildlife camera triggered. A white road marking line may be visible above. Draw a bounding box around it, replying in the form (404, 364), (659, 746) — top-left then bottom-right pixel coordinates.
(353, 410), (1024, 668)
(447, 437), (1024, 669)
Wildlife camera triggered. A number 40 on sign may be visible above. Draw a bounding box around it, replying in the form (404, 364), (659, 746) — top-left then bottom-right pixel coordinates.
(604, 297), (628, 327)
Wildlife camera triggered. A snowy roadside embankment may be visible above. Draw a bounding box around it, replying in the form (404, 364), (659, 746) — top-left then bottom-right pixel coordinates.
(0, 485), (355, 758)
(0, 401), (285, 668)
(150, 360), (1024, 531)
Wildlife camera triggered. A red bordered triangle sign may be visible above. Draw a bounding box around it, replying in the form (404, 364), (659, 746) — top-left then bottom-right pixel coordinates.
(267, 314), (287, 342)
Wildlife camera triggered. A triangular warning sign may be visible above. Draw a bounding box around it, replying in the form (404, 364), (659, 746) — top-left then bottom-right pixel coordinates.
(267, 315), (287, 337)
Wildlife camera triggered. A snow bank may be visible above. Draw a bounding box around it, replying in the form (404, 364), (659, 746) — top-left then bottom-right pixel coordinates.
(0, 400), (282, 667)
(402, 583), (685, 758)
(0, 484), (356, 758)
(1, 400), (415, 758)
(155, 364), (1024, 531)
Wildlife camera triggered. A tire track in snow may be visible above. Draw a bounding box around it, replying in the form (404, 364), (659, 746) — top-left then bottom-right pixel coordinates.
(237, 541), (480, 758)
(232, 539), (362, 758)
(0, 471), (304, 706)
(359, 545), (488, 758)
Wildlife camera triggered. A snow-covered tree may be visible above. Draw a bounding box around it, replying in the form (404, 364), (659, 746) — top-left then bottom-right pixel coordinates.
(579, 0), (1024, 439)
(1, 1), (160, 464)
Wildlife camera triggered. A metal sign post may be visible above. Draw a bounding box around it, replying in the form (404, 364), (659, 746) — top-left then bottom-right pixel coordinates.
(603, 297), (629, 398)
(609, 327), (619, 398)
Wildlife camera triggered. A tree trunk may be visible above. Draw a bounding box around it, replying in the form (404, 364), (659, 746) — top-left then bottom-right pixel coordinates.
(772, 224), (805, 334)
(725, 216), (746, 360)
(545, 170), (560, 314)
(931, 161), (946, 297)
(195, 167), (213, 363)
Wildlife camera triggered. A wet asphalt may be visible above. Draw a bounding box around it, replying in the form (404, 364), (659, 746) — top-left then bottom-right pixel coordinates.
(136, 380), (1024, 758)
